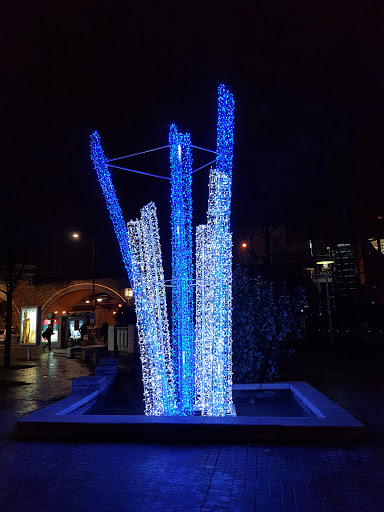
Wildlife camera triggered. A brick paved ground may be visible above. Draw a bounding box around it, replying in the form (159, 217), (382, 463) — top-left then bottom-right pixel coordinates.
(1, 341), (384, 512)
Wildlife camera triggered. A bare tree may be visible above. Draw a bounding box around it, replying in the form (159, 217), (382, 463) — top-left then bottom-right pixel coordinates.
(239, 224), (295, 266)
(0, 263), (35, 367)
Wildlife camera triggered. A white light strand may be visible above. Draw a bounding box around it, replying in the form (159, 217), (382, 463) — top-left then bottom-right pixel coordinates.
(195, 170), (233, 416)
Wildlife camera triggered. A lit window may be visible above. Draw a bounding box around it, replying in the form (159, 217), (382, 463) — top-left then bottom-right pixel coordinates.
(124, 288), (134, 298)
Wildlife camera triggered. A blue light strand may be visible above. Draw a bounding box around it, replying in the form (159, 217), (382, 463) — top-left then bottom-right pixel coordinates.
(216, 84), (235, 181)
(169, 124), (195, 415)
(90, 131), (133, 284)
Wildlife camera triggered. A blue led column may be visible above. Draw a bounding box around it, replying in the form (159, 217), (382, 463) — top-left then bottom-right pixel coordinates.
(90, 131), (133, 283)
(216, 84), (235, 181)
(127, 203), (176, 415)
(169, 124), (194, 415)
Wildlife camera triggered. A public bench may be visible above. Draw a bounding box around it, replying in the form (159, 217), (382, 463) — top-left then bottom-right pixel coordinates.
(66, 345), (82, 359)
(81, 344), (108, 362)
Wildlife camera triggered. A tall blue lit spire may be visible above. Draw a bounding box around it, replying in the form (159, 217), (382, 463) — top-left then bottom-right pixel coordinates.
(169, 124), (194, 415)
(90, 131), (133, 283)
(216, 84), (235, 181)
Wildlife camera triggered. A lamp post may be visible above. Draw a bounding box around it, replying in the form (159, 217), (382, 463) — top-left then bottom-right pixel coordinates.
(317, 260), (334, 345)
(72, 233), (96, 312)
(240, 242), (247, 265)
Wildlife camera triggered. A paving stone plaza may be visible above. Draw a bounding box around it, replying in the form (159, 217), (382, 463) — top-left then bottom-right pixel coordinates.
(1, 342), (384, 512)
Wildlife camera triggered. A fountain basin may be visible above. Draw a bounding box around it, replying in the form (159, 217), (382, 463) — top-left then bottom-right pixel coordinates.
(15, 378), (364, 442)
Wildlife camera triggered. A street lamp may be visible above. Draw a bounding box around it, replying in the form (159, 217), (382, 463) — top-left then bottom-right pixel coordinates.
(316, 259), (334, 345)
(240, 242), (248, 265)
(72, 232), (96, 312)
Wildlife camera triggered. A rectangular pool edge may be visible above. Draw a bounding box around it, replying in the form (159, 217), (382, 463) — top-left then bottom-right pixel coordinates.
(15, 381), (365, 442)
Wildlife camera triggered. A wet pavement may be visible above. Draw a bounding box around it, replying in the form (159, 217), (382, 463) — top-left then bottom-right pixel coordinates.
(1, 340), (384, 511)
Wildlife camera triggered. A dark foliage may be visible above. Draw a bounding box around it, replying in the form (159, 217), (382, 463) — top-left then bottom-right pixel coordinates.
(232, 265), (306, 382)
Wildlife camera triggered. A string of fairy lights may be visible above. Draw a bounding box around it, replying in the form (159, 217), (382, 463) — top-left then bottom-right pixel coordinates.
(91, 84), (234, 416)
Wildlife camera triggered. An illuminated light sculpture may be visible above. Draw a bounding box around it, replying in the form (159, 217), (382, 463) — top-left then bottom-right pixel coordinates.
(195, 170), (233, 416)
(169, 125), (194, 414)
(91, 84), (234, 417)
(127, 203), (176, 415)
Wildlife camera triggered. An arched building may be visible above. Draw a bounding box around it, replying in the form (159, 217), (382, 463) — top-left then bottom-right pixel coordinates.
(0, 276), (132, 346)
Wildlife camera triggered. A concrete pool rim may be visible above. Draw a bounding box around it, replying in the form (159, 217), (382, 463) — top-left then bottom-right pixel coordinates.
(14, 378), (365, 442)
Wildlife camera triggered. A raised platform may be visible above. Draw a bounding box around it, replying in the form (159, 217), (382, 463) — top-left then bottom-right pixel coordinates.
(14, 378), (364, 443)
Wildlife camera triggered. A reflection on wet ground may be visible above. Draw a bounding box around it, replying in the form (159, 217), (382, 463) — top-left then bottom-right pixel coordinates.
(1, 341), (384, 511)
(0, 343), (92, 435)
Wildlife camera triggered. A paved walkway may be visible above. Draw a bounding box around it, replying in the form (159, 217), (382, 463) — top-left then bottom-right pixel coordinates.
(0, 341), (384, 511)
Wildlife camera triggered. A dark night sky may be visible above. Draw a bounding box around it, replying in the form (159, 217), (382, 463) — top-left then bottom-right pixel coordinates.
(1, 0), (383, 278)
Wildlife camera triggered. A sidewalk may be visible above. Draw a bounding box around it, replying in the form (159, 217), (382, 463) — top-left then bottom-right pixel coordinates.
(1, 342), (384, 511)
(0, 342), (93, 437)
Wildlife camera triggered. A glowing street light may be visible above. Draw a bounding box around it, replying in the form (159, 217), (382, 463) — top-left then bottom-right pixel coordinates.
(72, 232), (96, 312)
(240, 242), (248, 265)
(316, 259), (334, 345)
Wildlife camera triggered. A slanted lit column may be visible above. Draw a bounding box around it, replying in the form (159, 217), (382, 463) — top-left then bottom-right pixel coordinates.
(127, 203), (176, 416)
(90, 131), (133, 283)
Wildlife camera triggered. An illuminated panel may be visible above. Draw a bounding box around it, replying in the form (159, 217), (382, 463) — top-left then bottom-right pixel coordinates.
(169, 124), (194, 415)
(195, 170), (233, 416)
(216, 84), (235, 180)
(127, 203), (176, 416)
(90, 131), (133, 284)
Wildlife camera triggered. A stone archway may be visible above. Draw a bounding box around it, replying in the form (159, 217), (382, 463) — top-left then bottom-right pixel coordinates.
(42, 282), (127, 329)
(42, 282), (125, 313)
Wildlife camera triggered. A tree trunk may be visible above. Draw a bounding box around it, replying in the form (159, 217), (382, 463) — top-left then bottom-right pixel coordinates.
(3, 286), (14, 368)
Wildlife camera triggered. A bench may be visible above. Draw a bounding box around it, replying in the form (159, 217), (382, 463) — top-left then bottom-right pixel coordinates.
(66, 345), (82, 359)
(81, 344), (108, 362)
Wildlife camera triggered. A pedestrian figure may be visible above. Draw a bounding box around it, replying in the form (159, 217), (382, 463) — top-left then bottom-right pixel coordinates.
(79, 323), (88, 341)
(42, 325), (53, 351)
(99, 321), (108, 343)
